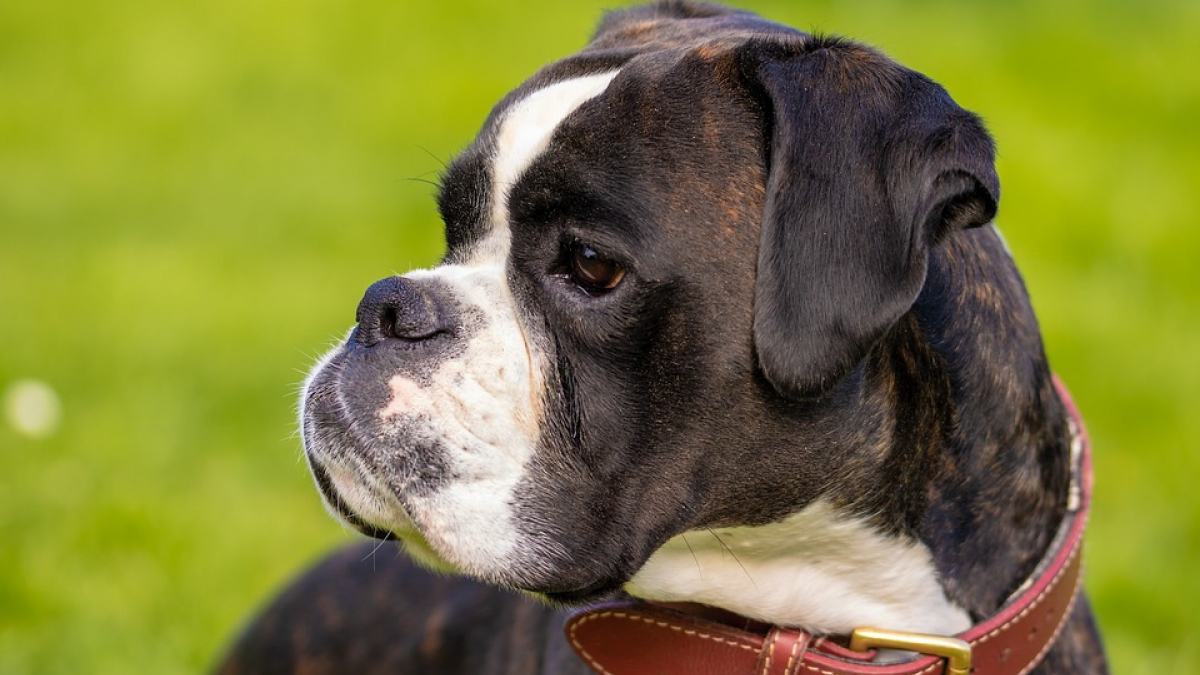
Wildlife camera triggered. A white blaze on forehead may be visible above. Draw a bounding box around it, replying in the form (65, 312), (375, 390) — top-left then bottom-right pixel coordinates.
(479, 70), (621, 261)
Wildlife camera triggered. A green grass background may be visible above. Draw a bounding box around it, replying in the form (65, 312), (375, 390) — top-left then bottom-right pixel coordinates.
(1, 0), (1196, 672)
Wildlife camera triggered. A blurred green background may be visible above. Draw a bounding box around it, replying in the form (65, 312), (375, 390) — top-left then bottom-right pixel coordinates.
(1, 0), (1196, 673)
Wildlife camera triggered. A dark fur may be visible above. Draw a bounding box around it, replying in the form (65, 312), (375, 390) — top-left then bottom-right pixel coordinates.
(217, 2), (1107, 673)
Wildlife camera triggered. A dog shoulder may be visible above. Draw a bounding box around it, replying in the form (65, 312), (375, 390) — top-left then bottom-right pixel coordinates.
(214, 542), (587, 675)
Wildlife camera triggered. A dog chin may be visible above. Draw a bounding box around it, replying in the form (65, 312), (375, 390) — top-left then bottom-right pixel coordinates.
(388, 528), (464, 575)
(346, 511), (628, 605)
(385, 534), (622, 607)
(408, 534), (626, 604)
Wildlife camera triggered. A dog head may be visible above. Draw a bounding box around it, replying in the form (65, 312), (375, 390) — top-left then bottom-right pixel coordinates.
(301, 2), (998, 606)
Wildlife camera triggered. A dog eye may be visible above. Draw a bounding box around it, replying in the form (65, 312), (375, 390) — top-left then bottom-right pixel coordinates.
(569, 242), (625, 294)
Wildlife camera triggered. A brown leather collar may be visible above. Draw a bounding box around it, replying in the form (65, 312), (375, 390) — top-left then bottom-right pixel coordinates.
(566, 376), (1093, 675)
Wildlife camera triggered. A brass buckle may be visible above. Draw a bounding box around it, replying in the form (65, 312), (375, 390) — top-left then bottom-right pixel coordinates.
(849, 627), (972, 675)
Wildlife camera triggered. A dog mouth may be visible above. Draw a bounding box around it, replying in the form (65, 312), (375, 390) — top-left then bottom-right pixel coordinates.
(538, 577), (625, 604)
(310, 452), (629, 602)
(300, 336), (629, 604)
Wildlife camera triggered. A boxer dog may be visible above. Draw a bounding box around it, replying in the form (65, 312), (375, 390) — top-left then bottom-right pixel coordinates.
(217, 2), (1107, 673)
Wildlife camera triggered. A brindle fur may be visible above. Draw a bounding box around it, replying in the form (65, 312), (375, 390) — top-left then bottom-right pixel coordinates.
(217, 2), (1107, 673)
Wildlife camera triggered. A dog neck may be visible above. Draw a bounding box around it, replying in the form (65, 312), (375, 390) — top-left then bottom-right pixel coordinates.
(904, 225), (1071, 620)
(626, 226), (1071, 637)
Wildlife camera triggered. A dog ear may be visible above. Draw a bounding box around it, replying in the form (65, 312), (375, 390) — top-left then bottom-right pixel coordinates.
(746, 37), (999, 400)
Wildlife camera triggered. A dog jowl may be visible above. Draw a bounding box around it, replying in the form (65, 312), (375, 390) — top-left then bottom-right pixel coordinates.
(237, 2), (1108, 674)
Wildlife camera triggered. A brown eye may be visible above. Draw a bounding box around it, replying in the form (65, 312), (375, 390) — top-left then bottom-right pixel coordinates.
(569, 243), (625, 293)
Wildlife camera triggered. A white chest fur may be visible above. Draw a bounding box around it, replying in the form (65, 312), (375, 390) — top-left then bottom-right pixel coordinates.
(625, 499), (971, 637)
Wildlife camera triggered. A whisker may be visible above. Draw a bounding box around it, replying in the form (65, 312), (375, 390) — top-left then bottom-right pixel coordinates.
(706, 528), (755, 588)
(416, 145), (450, 172)
(402, 176), (441, 189)
(362, 532), (394, 569)
(681, 533), (702, 580)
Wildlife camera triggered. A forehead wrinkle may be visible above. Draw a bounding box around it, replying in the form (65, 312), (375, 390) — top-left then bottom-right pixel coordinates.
(509, 168), (653, 262)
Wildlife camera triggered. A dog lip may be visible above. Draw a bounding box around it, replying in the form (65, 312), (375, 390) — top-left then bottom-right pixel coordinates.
(353, 524), (399, 542)
(301, 357), (353, 430)
(536, 577), (623, 605)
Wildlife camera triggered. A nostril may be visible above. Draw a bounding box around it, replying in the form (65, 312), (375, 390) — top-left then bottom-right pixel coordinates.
(354, 276), (446, 347)
(379, 306), (399, 340)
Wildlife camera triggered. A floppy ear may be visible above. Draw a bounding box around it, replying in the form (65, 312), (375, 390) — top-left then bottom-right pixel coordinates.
(747, 37), (1000, 400)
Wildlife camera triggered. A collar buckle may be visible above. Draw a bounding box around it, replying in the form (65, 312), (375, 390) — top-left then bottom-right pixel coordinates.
(849, 627), (972, 675)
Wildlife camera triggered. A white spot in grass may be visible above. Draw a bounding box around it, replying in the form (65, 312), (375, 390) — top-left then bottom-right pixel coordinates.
(5, 379), (62, 439)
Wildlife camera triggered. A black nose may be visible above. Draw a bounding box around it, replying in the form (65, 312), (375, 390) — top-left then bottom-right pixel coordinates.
(353, 276), (445, 347)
